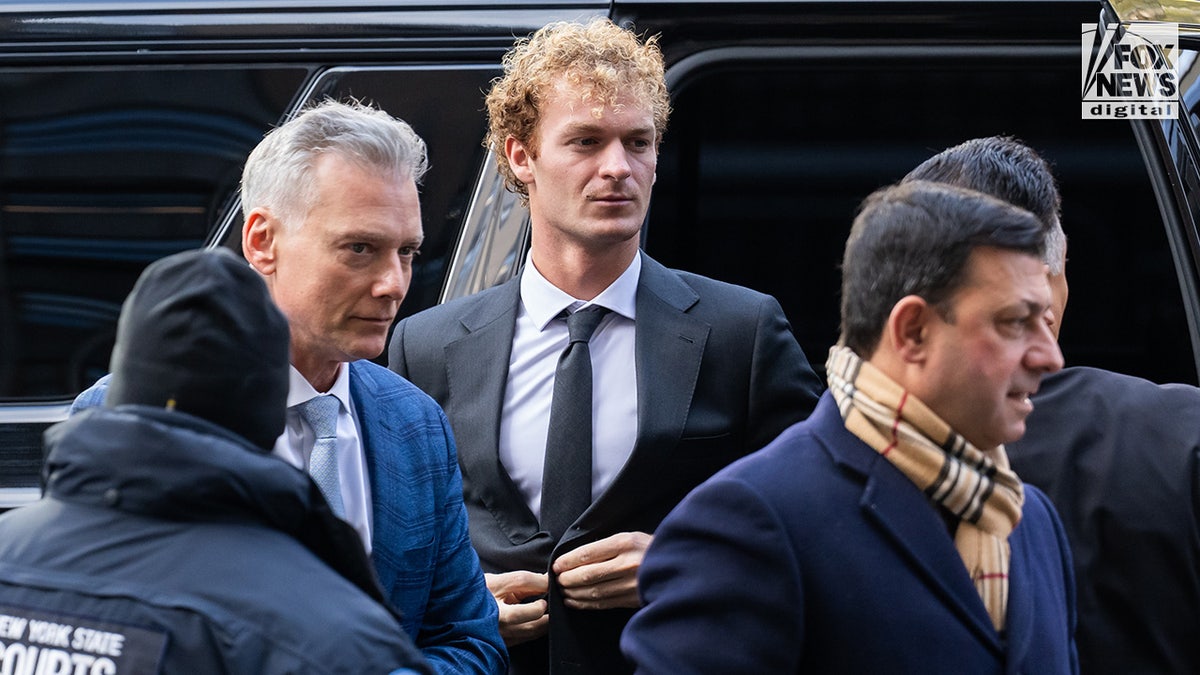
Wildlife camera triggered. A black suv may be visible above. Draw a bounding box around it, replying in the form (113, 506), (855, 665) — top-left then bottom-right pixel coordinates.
(2, 0), (1197, 508)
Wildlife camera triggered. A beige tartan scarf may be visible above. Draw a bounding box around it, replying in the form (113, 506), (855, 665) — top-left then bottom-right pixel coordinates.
(826, 345), (1024, 632)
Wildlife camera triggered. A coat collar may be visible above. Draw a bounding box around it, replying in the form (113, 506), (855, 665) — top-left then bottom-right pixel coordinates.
(45, 406), (308, 524)
(810, 394), (1004, 652)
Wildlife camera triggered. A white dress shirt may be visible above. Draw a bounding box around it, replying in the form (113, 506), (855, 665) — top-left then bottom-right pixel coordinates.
(499, 252), (640, 521)
(274, 364), (374, 551)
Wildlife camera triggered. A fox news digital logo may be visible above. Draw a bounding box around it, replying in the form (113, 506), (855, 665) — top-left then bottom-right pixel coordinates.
(1082, 22), (1179, 120)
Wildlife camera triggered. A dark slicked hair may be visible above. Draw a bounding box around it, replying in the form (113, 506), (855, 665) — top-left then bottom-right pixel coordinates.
(903, 135), (1066, 275)
(840, 180), (1046, 356)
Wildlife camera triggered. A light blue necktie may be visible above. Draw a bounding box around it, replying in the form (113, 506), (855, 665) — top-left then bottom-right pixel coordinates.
(297, 394), (346, 518)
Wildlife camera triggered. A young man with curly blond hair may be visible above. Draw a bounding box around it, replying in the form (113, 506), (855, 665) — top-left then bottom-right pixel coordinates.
(390, 17), (822, 675)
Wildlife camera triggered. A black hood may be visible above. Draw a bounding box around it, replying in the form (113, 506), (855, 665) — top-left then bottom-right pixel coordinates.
(43, 406), (397, 616)
(104, 248), (290, 450)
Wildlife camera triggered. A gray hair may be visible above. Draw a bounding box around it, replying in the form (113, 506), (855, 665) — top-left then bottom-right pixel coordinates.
(240, 99), (429, 227)
(1043, 217), (1067, 276)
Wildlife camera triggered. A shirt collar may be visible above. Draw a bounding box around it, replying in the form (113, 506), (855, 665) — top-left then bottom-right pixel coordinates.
(286, 362), (353, 412)
(520, 250), (641, 330)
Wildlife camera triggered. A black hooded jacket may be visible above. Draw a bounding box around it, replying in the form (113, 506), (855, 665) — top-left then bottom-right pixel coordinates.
(0, 406), (430, 675)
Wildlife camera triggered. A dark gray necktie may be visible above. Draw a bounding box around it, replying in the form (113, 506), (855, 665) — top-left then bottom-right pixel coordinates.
(541, 305), (610, 541)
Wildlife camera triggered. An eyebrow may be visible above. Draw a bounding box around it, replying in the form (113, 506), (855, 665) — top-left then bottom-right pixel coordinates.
(1013, 300), (1050, 316)
(560, 121), (656, 137)
(335, 229), (423, 247)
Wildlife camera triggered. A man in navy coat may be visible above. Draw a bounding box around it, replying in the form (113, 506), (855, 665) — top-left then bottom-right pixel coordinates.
(622, 180), (1077, 674)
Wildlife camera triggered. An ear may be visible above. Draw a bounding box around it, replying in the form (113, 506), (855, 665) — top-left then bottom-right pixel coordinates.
(506, 136), (535, 186)
(884, 295), (935, 364)
(243, 207), (279, 275)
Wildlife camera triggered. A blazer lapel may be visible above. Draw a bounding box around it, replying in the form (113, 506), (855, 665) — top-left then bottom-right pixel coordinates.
(631, 257), (708, 456)
(347, 362), (399, 588)
(443, 279), (544, 540)
(821, 415), (1002, 652)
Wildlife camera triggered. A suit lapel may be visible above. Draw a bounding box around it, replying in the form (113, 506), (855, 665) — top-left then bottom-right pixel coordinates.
(347, 362), (398, 587)
(631, 257), (707, 456)
(820, 410), (1002, 652)
(443, 279), (543, 538)
(564, 255), (707, 544)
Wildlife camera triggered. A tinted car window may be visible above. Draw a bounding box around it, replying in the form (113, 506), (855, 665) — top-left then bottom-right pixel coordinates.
(0, 66), (308, 400)
(646, 50), (1194, 385)
(1, 62), (498, 405)
(210, 65), (501, 322)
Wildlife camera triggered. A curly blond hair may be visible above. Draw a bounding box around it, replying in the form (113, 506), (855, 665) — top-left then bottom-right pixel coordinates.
(484, 17), (671, 200)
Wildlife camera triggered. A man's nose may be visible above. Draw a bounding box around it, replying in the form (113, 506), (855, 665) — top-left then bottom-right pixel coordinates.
(375, 254), (409, 300)
(599, 142), (633, 181)
(1027, 317), (1065, 374)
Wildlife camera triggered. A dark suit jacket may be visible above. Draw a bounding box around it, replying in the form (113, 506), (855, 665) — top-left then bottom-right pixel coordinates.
(622, 392), (1079, 674)
(1008, 366), (1200, 675)
(389, 251), (823, 674)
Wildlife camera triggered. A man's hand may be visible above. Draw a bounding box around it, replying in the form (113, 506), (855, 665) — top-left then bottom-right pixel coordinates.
(552, 531), (653, 610)
(486, 570), (550, 646)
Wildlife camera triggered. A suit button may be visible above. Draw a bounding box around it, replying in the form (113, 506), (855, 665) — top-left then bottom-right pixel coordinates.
(103, 488), (120, 507)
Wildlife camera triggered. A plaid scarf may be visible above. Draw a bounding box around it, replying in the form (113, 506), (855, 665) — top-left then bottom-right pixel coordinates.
(826, 345), (1024, 632)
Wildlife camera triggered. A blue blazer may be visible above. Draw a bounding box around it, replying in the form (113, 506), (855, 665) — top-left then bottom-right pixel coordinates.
(622, 392), (1079, 674)
(72, 363), (507, 675)
(349, 361), (505, 674)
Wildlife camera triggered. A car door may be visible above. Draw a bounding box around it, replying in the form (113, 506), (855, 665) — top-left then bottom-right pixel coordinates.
(1114, 1), (1200, 379)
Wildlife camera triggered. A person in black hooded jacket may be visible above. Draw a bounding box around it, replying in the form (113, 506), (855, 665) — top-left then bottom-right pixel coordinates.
(0, 248), (430, 675)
